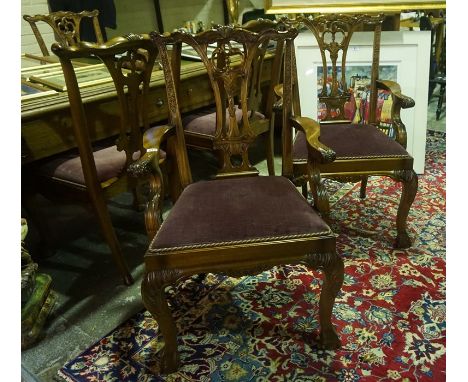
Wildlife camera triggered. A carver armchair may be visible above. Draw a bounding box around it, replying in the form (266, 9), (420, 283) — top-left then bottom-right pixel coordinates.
(31, 34), (169, 285)
(140, 24), (344, 373)
(23, 10), (104, 57)
(281, 14), (418, 248)
(177, 18), (283, 176)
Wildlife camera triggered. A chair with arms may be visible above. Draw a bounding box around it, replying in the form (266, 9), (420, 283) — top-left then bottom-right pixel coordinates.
(140, 24), (344, 373)
(176, 18), (283, 176)
(282, 14), (418, 248)
(23, 10), (104, 57)
(34, 34), (166, 285)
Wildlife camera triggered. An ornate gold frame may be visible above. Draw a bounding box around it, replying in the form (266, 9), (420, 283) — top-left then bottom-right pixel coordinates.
(264, 0), (446, 14)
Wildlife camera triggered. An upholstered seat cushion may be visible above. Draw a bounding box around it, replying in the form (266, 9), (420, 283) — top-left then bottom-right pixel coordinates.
(40, 125), (166, 186)
(151, 176), (331, 251)
(293, 123), (410, 161)
(182, 105), (265, 136)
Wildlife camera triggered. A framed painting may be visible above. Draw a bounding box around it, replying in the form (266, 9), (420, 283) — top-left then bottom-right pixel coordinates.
(316, 65), (398, 132)
(264, 0), (446, 14)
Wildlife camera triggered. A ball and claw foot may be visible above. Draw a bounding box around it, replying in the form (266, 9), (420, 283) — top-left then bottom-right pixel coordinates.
(160, 348), (180, 374)
(318, 328), (341, 350)
(394, 232), (412, 249)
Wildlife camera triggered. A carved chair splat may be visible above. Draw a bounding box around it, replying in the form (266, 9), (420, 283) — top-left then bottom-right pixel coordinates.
(23, 10), (104, 57)
(175, 19), (284, 177)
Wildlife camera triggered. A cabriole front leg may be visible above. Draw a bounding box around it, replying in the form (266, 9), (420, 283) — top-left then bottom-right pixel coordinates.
(394, 169), (418, 248)
(307, 162), (330, 217)
(141, 269), (182, 374)
(304, 252), (344, 350)
(144, 174), (164, 240)
(359, 175), (368, 199)
(128, 151), (164, 240)
(128, 174), (145, 212)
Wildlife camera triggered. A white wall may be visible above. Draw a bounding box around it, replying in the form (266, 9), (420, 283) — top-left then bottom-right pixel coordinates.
(107, 0), (158, 39)
(159, 0), (224, 32)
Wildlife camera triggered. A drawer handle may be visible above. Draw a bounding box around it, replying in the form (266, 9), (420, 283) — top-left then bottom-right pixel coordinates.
(155, 98), (164, 107)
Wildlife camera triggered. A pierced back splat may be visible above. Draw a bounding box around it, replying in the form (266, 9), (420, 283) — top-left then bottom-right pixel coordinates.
(152, 25), (298, 177)
(296, 14), (384, 124)
(51, 34), (158, 181)
(23, 10), (104, 57)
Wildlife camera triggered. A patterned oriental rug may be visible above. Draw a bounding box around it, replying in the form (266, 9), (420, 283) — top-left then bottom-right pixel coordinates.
(58, 132), (446, 382)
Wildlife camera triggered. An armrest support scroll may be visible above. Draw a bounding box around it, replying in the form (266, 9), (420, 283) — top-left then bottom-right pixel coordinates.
(376, 80), (415, 149)
(128, 124), (175, 178)
(290, 116), (336, 164)
(128, 124), (175, 239)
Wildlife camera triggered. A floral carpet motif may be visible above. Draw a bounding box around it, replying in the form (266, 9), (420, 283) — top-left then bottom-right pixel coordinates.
(59, 132), (446, 382)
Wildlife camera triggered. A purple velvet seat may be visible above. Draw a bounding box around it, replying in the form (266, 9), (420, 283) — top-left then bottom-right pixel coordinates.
(182, 105), (266, 136)
(293, 124), (411, 162)
(151, 176), (331, 251)
(40, 125), (167, 187)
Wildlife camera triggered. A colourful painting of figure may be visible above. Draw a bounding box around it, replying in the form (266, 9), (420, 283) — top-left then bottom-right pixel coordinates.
(317, 65), (398, 129)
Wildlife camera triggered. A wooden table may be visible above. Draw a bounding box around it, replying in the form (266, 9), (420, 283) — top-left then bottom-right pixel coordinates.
(21, 57), (274, 165)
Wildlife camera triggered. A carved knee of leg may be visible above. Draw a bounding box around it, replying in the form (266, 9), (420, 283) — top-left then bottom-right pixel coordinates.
(394, 169), (418, 248)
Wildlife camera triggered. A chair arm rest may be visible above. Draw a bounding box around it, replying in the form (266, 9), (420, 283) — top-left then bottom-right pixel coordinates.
(290, 116), (336, 164)
(128, 150), (159, 178)
(129, 125), (175, 177)
(376, 80), (414, 149)
(376, 80), (415, 109)
(143, 124), (175, 150)
(273, 84), (283, 111)
(128, 125), (175, 239)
